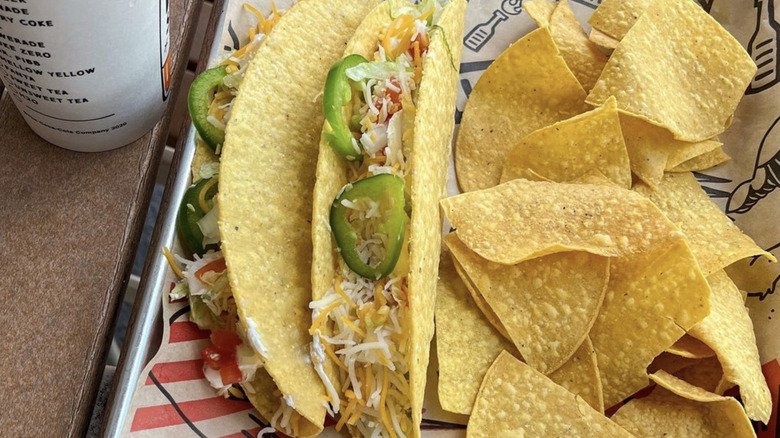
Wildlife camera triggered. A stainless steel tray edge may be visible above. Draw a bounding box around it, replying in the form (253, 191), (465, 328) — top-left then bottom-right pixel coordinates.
(101, 3), (230, 436)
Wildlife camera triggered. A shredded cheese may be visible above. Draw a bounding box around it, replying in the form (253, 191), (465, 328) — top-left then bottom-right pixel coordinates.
(310, 2), (438, 435)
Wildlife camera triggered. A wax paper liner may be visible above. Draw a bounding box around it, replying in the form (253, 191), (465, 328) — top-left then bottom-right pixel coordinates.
(122, 0), (780, 436)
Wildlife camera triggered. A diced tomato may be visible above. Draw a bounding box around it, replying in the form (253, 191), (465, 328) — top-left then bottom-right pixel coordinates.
(408, 31), (430, 58)
(210, 329), (242, 354)
(201, 345), (229, 369)
(386, 78), (402, 106)
(220, 362), (243, 385)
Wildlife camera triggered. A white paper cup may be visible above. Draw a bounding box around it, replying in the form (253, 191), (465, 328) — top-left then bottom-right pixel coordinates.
(0, 0), (171, 152)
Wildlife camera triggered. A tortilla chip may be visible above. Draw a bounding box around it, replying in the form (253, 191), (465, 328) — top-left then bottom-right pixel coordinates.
(648, 352), (700, 376)
(549, 336), (605, 413)
(688, 270), (771, 423)
(446, 233), (609, 374)
(613, 372), (755, 438)
(572, 169), (619, 186)
(589, 27), (620, 49)
(549, 0), (609, 91)
(440, 179), (681, 265)
(525, 0), (609, 91)
(587, 0), (757, 142)
(634, 172), (776, 275)
(219, 0), (377, 433)
(673, 357), (726, 394)
(522, 0), (555, 27)
(590, 237), (711, 408)
(438, 251), (605, 414)
(501, 97), (630, 188)
(455, 27), (587, 192)
(435, 248), (520, 415)
(668, 147), (731, 173)
(665, 139), (723, 170)
(467, 351), (633, 437)
(667, 335), (716, 359)
(619, 112), (722, 188)
(406, 2), (467, 432)
(588, 0), (652, 41)
(191, 139), (219, 181)
(725, 256), (778, 301)
(451, 255), (512, 340)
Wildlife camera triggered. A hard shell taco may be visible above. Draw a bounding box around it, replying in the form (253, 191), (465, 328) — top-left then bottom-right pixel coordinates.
(308, 0), (467, 436)
(168, 0), (378, 436)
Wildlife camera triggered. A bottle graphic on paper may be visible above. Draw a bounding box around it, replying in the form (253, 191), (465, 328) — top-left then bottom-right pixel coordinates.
(0, 1), (171, 152)
(747, 0), (780, 94)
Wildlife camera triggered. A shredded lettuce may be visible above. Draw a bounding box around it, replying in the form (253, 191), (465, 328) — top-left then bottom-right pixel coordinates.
(199, 162), (220, 180)
(170, 281), (190, 301)
(346, 61), (411, 82)
(197, 203), (220, 246)
(190, 294), (222, 330)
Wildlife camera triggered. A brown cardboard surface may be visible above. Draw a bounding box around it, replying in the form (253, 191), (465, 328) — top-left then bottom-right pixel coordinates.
(0, 1), (199, 436)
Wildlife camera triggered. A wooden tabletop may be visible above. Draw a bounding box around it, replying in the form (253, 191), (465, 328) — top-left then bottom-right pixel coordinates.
(0, 1), (199, 436)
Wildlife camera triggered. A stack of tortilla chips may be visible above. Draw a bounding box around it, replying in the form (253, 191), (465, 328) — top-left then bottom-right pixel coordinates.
(439, 0), (776, 435)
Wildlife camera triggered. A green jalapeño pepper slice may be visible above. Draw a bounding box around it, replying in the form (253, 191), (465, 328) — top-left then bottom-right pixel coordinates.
(188, 66), (228, 153)
(178, 177), (219, 256)
(330, 174), (406, 280)
(323, 54), (368, 161)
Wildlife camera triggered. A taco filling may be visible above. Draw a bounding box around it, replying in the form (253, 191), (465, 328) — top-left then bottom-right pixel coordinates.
(166, 5), (310, 435)
(309, 1), (445, 436)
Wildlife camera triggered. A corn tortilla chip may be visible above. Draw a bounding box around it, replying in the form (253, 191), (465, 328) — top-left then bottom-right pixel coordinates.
(450, 255), (512, 340)
(689, 270), (771, 423)
(445, 233), (608, 374)
(550, 0), (608, 92)
(455, 27), (588, 192)
(522, 0), (555, 27)
(501, 97), (630, 188)
(588, 0), (652, 41)
(435, 248), (521, 415)
(665, 139), (723, 171)
(649, 352), (699, 376)
(590, 237), (711, 408)
(587, 0), (757, 142)
(613, 372), (755, 438)
(674, 357), (727, 394)
(725, 256), (778, 302)
(667, 335), (716, 359)
(525, 0), (609, 91)
(589, 27), (619, 49)
(634, 172), (776, 275)
(650, 370), (724, 403)
(467, 351), (633, 438)
(191, 139), (218, 182)
(668, 147), (731, 173)
(573, 169), (619, 186)
(219, 0), (377, 433)
(549, 336), (605, 413)
(619, 111), (722, 188)
(440, 179), (681, 265)
(437, 251), (605, 414)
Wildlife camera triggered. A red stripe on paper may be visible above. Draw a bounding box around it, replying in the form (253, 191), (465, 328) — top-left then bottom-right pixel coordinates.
(169, 321), (210, 343)
(130, 396), (252, 431)
(217, 427), (262, 438)
(757, 359), (779, 438)
(145, 359), (205, 385)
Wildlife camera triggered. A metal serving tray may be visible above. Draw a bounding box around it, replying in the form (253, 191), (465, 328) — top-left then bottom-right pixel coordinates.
(101, 2), (231, 436)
